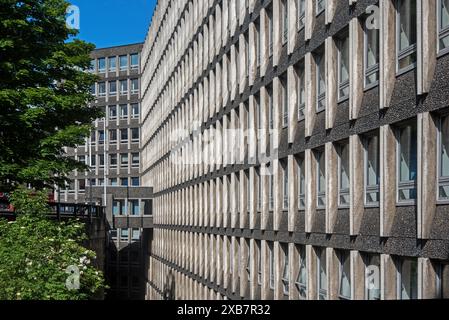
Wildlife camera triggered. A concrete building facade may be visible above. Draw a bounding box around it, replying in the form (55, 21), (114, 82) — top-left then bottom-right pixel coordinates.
(141, 0), (449, 300)
(59, 43), (153, 299)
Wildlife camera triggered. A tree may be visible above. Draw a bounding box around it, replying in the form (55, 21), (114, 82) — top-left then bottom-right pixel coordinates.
(0, 188), (106, 300)
(0, 0), (102, 191)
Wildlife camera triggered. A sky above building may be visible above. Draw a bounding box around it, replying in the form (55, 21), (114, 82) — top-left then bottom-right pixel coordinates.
(69, 0), (157, 49)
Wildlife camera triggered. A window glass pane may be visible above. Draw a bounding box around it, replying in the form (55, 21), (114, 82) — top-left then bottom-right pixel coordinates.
(400, 258), (418, 300)
(318, 248), (327, 300)
(98, 58), (106, 71)
(317, 151), (326, 207)
(339, 143), (350, 205)
(296, 245), (307, 298)
(109, 57), (116, 71)
(283, 163), (289, 209)
(317, 0), (325, 14)
(339, 251), (351, 299)
(441, 116), (449, 177)
(398, 123), (417, 192)
(131, 53), (139, 67)
(339, 34), (350, 98)
(120, 55), (128, 69)
(366, 135), (380, 204)
(366, 254), (381, 300)
(365, 24), (379, 85)
(298, 157), (305, 209)
(443, 0), (449, 29)
(398, 0), (417, 52)
(298, 0), (305, 28)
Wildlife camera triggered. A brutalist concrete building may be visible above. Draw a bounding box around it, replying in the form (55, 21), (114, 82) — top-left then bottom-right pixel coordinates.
(58, 43), (153, 299)
(140, 0), (449, 300)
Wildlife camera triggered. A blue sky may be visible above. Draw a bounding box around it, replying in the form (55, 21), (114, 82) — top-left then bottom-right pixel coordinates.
(69, 0), (157, 49)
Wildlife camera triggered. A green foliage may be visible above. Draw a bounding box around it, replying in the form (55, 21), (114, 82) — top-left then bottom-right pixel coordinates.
(0, 187), (106, 300)
(0, 0), (103, 191)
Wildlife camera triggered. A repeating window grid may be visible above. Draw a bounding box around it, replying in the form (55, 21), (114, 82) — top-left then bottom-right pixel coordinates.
(438, 0), (449, 53)
(364, 19), (380, 89)
(438, 115), (449, 202)
(396, 0), (417, 73)
(281, 244), (290, 295)
(298, 0), (305, 30)
(295, 245), (307, 299)
(364, 134), (380, 207)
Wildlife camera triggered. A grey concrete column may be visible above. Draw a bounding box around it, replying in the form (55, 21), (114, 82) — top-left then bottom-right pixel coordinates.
(222, 54), (230, 107)
(417, 112), (437, 239)
(250, 239), (257, 299)
(350, 134), (364, 235)
(261, 163), (269, 231)
(326, 0), (337, 25)
(274, 242), (283, 300)
(307, 245), (317, 300)
(418, 258), (439, 299)
(327, 248), (339, 300)
(305, 149), (317, 233)
(222, 0), (229, 47)
(240, 238), (249, 297)
(351, 250), (365, 300)
(288, 244), (298, 300)
(325, 37), (337, 129)
(260, 8), (269, 77)
(288, 0), (298, 55)
(288, 66), (298, 143)
(230, 0), (237, 36)
(209, 15), (215, 62)
(239, 34), (247, 95)
(248, 22), (257, 87)
(230, 44), (238, 102)
(230, 172), (238, 229)
(248, 95), (258, 162)
(381, 254), (397, 300)
(304, 0), (315, 41)
(223, 175), (229, 229)
(239, 0), (246, 26)
(215, 4), (222, 56)
(380, 124), (396, 237)
(239, 102), (248, 164)
(249, 166), (257, 229)
(224, 236), (231, 290)
(305, 52), (317, 138)
(216, 177), (222, 228)
(349, 18), (364, 120)
(379, 0), (395, 109)
(261, 240), (270, 300)
(326, 142), (338, 234)
(273, 0), (282, 67)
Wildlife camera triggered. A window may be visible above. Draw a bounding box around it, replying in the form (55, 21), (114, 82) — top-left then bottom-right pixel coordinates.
(109, 105), (117, 119)
(78, 179), (86, 192)
(268, 86), (274, 130)
(338, 251), (351, 300)
(131, 53), (139, 69)
(78, 155), (86, 164)
(282, 160), (289, 210)
(297, 156), (305, 209)
(119, 105), (128, 119)
(365, 254), (381, 300)
(120, 228), (129, 241)
(120, 153), (129, 167)
(98, 178), (104, 186)
(109, 81), (117, 95)
(110, 229), (117, 240)
(281, 76), (288, 127)
(132, 228), (140, 240)
(132, 153), (140, 167)
(397, 121), (417, 203)
(131, 79), (139, 94)
(119, 55), (128, 71)
(338, 142), (350, 207)
(316, 51), (326, 111)
(295, 245), (307, 299)
(268, 6), (273, 57)
(297, 63), (305, 120)
(98, 82), (106, 97)
(131, 128), (139, 142)
(245, 239), (251, 281)
(113, 201), (120, 216)
(269, 172), (274, 211)
(281, 244), (290, 294)
(257, 167), (262, 212)
(439, 0), (449, 52)
(364, 16), (380, 87)
(120, 178), (128, 186)
(99, 154), (104, 168)
(317, 247), (327, 300)
(110, 178), (118, 186)
(89, 60), (95, 72)
(98, 130), (105, 145)
(365, 133), (380, 206)
(396, 0), (417, 72)
(89, 178), (96, 187)
(316, 150), (326, 208)
(269, 242), (275, 290)
(120, 80), (128, 95)
(437, 263), (449, 298)
(131, 104), (139, 118)
(121, 129), (128, 143)
(108, 56), (116, 72)
(439, 115), (449, 201)
(90, 84), (96, 95)
(317, 0), (326, 15)
(337, 31), (350, 100)
(256, 241), (262, 285)
(131, 177), (140, 186)
(397, 257), (418, 299)
(98, 58), (106, 73)
(298, 0), (305, 29)
(90, 154), (96, 167)
(109, 129), (117, 143)
(131, 200), (140, 216)
(282, 0), (288, 44)
(110, 154), (118, 167)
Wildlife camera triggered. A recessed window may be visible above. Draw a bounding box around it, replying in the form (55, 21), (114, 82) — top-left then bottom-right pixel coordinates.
(316, 0), (326, 15)
(98, 130), (105, 145)
(89, 60), (95, 72)
(317, 247), (327, 300)
(110, 178), (118, 186)
(297, 63), (305, 120)
(78, 179), (86, 192)
(131, 177), (140, 186)
(131, 79), (139, 94)
(269, 171), (274, 211)
(120, 228), (129, 241)
(365, 253), (381, 300)
(281, 244), (290, 295)
(295, 245), (307, 299)
(338, 251), (351, 300)
(269, 242), (275, 290)
(90, 84), (96, 95)
(268, 85), (274, 130)
(98, 82), (106, 97)
(119, 55), (128, 71)
(109, 105), (117, 120)
(98, 58), (106, 73)
(364, 17), (380, 87)
(316, 50), (326, 112)
(120, 80), (128, 95)
(397, 257), (418, 300)
(109, 81), (117, 95)
(130, 200), (140, 216)
(439, 115), (449, 201)
(120, 178), (128, 187)
(131, 128), (139, 142)
(298, 0), (305, 30)
(396, 0), (417, 72)
(120, 104), (128, 119)
(90, 154), (96, 167)
(131, 104), (140, 118)
(132, 153), (140, 167)
(257, 240), (262, 285)
(397, 121), (417, 203)
(282, 0), (288, 44)
(282, 159), (289, 210)
(120, 153), (129, 167)
(297, 156), (305, 210)
(99, 154), (104, 168)
(364, 133), (380, 206)
(281, 75), (288, 127)
(316, 150), (326, 208)
(337, 31), (350, 100)
(121, 128), (128, 143)
(131, 53), (139, 69)
(338, 142), (350, 207)
(108, 56), (116, 72)
(110, 154), (118, 167)
(439, 0), (449, 52)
